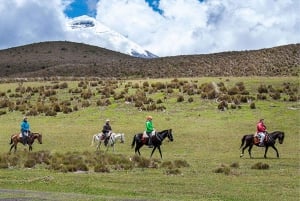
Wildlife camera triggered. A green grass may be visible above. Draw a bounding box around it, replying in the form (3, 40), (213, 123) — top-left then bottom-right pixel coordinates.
(0, 77), (299, 201)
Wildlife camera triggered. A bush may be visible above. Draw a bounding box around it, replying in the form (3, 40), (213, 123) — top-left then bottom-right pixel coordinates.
(177, 95), (184, 102)
(24, 159), (36, 168)
(258, 85), (268, 93)
(251, 162), (269, 170)
(250, 102), (256, 109)
(94, 164), (110, 173)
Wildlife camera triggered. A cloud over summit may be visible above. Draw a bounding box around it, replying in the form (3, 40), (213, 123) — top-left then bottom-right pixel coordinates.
(0, 0), (299, 57)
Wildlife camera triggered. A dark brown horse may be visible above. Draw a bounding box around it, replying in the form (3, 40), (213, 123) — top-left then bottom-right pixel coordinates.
(240, 131), (284, 158)
(9, 132), (43, 153)
(131, 129), (173, 159)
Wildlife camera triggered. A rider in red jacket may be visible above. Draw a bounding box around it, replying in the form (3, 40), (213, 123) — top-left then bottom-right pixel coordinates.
(256, 119), (267, 146)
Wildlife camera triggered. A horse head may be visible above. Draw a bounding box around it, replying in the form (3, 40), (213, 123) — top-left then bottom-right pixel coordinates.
(33, 133), (43, 144)
(120, 133), (125, 143)
(270, 131), (284, 144)
(278, 132), (284, 144)
(167, 129), (173, 142)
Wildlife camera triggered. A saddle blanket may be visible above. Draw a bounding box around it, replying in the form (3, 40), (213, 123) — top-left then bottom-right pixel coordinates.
(19, 132), (29, 137)
(142, 132), (154, 138)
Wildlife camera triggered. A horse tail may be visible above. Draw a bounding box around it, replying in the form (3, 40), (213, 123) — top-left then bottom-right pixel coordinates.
(240, 135), (247, 149)
(9, 134), (15, 145)
(131, 135), (136, 149)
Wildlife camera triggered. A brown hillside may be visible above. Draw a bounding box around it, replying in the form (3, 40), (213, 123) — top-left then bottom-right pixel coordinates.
(0, 41), (299, 78)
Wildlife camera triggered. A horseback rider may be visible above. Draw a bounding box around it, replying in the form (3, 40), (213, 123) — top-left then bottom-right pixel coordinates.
(256, 118), (267, 146)
(102, 119), (112, 146)
(20, 116), (30, 145)
(145, 116), (155, 148)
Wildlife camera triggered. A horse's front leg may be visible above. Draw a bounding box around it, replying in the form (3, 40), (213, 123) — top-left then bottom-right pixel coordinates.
(264, 146), (269, 158)
(270, 145), (279, 158)
(150, 146), (157, 158)
(157, 146), (163, 159)
(29, 145), (33, 151)
(14, 144), (17, 153)
(112, 144), (115, 152)
(96, 141), (101, 151)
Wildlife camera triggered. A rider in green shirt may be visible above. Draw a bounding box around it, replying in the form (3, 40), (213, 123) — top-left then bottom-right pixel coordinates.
(145, 116), (154, 148)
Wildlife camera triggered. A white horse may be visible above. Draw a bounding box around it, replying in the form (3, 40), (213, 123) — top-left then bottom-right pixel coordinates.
(91, 132), (125, 152)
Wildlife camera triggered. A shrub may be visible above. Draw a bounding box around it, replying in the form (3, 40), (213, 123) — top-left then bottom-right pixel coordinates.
(270, 92), (281, 100)
(24, 159), (36, 168)
(45, 110), (57, 116)
(94, 164), (110, 173)
(173, 160), (190, 168)
(0, 110), (6, 115)
(177, 95), (184, 102)
(250, 102), (256, 109)
(258, 85), (268, 93)
(251, 162), (269, 170)
(165, 168), (181, 175)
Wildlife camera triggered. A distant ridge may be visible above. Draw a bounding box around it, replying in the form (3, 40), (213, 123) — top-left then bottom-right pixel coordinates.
(0, 41), (299, 78)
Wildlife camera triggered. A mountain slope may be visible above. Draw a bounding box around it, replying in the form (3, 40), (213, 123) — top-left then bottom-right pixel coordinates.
(0, 41), (299, 78)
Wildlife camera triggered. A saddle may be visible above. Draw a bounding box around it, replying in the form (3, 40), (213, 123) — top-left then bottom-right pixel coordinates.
(142, 131), (155, 140)
(19, 131), (30, 138)
(253, 134), (269, 145)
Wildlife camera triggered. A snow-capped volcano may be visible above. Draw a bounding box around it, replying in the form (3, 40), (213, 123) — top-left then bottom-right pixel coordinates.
(66, 16), (157, 58)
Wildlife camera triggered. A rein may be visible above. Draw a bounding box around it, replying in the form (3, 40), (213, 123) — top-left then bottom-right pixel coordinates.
(155, 130), (169, 142)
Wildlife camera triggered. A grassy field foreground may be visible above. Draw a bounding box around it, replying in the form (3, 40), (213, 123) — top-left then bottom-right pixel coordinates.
(0, 77), (299, 201)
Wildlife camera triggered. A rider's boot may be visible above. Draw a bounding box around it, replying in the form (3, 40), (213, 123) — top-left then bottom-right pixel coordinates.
(148, 137), (153, 148)
(23, 137), (27, 146)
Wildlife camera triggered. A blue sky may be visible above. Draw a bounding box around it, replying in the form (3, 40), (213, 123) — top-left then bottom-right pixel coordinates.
(64, 0), (163, 17)
(0, 0), (299, 56)
(65, 0), (97, 17)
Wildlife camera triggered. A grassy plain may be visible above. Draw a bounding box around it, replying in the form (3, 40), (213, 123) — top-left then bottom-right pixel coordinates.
(0, 77), (299, 201)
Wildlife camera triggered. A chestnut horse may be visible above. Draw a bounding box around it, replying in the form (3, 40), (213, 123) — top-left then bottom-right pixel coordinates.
(131, 129), (173, 159)
(9, 132), (43, 153)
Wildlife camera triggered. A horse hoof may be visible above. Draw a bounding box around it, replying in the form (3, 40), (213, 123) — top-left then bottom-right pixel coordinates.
(240, 154), (244, 158)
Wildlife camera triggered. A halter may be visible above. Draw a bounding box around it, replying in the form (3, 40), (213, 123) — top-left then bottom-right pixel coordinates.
(155, 130), (171, 142)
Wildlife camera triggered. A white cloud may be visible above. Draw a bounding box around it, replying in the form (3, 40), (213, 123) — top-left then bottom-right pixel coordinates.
(96, 0), (300, 56)
(0, 0), (299, 56)
(0, 0), (69, 49)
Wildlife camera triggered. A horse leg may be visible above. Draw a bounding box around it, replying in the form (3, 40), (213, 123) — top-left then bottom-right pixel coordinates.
(135, 145), (141, 156)
(264, 146), (269, 158)
(96, 141), (101, 151)
(29, 145), (32, 152)
(157, 146), (163, 159)
(270, 145), (279, 158)
(248, 145), (253, 158)
(112, 144), (115, 152)
(14, 144), (17, 153)
(150, 146), (157, 158)
(240, 145), (248, 158)
(9, 144), (14, 153)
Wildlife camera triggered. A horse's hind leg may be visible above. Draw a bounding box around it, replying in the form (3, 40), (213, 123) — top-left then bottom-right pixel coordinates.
(9, 145), (14, 153)
(240, 145), (249, 158)
(248, 145), (253, 158)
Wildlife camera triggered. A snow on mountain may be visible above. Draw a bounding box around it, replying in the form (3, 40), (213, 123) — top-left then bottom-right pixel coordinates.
(66, 16), (157, 58)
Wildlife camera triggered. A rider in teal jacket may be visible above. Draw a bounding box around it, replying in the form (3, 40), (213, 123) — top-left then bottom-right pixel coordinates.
(20, 116), (30, 145)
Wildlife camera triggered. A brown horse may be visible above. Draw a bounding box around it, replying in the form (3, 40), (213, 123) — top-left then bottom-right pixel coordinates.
(9, 132), (43, 153)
